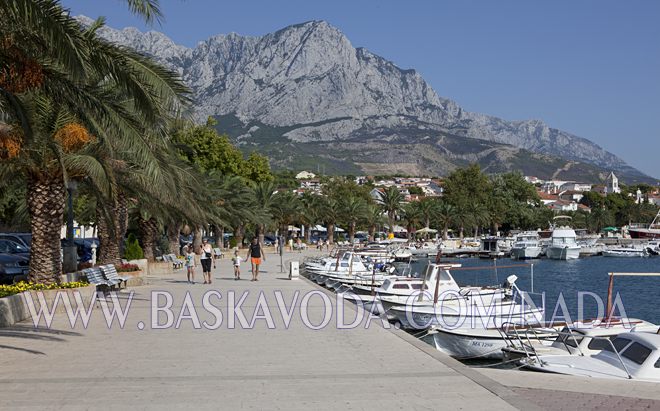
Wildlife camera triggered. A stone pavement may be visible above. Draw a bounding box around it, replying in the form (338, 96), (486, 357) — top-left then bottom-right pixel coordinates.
(0, 248), (657, 410)
(0, 248), (525, 410)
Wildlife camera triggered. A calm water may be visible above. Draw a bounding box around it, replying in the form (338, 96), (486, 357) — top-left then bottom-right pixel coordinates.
(401, 256), (660, 324)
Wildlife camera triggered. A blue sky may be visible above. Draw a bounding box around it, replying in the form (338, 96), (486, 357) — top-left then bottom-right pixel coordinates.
(62, 0), (660, 178)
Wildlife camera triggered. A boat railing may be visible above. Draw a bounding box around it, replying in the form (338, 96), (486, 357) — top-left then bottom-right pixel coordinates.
(499, 325), (584, 363)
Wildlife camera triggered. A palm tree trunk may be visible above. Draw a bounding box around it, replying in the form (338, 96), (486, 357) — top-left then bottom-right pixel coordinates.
(349, 221), (356, 243)
(192, 226), (203, 251)
(368, 225), (375, 242)
(27, 174), (65, 284)
(97, 211), (121, 265)
(234, 223), (244, 248)
(116, 192), (129, 255)
(459, 225), (464, 239)
(388, 215), (394, 234)
(167, 223), (181, 255)
(327, 223), (335, 244)
(139, 217), (159, 261)
(214, 226), (224, 250)
(443, 223), (449, 241)
(256, 223), (265, 246)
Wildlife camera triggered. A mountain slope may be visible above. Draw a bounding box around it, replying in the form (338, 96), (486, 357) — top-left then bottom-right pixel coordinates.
(84, 17), (655, 182)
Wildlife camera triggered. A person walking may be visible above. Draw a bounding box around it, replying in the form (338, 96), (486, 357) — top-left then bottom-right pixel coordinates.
(185, 246), (196, 284)
(200, 239), (214, 284)
(232, 249), (242, 280)
(246, 238), (265, 281)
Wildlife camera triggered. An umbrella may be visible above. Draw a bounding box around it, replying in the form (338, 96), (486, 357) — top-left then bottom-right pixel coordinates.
(416, 227), (438, 234)
(602, 227), (619, 232)
(287, 225), (301, 232)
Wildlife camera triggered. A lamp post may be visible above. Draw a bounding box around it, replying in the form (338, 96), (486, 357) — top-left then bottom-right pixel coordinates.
(62, 180), (78, 273)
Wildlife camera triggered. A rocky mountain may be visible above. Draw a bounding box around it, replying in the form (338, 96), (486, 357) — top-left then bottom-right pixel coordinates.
(83, 16), (655, 182)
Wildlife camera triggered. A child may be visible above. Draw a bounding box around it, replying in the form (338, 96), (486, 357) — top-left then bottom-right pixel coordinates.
(232, 249), (242, 280)
(185, 246), (196, 284)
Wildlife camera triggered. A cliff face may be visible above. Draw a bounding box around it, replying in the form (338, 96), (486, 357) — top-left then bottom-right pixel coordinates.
(85, 17), (652, 181)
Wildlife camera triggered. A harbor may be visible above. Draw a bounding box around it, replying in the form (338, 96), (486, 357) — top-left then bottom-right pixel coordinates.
(302, 241), (660, 385)
(1, 249), (659, 410)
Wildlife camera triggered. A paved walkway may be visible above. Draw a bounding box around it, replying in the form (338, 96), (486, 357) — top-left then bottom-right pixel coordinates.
(1, 249), (658, 410)
(0, 249), (525, 410)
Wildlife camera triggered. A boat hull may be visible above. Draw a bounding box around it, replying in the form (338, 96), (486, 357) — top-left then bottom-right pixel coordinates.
(546, 246), (580, 260)
(423, 329), (507, 360)
(510, 247), (542, 260)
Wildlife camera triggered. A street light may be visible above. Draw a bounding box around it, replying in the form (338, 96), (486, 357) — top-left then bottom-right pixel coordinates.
(62, 179), (78, 273)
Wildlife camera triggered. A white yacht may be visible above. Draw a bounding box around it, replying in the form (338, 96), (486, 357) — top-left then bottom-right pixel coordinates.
(602, 246), (648, 258)
(546, 217), (581, 260)
(509, 231), (542, 260)
(645, 240), (660, 256)
(521, 332), (660, 382)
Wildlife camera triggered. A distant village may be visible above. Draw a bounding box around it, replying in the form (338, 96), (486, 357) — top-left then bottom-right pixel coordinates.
(293, 170), (660, 212)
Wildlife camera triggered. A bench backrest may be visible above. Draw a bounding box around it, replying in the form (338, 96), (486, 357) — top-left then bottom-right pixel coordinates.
(82, 267), (105, 284)
(99, 264), (120, 281)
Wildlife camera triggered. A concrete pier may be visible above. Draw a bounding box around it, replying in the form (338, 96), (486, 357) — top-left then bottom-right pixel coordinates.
(0, 248), (658, 410)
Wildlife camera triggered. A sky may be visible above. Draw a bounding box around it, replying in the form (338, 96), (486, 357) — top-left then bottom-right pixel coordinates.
(62, 0), (660, 178)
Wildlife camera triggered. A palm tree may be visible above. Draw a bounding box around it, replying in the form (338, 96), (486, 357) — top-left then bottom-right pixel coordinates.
(320, 197), (341, 245)
(1, 3), (188, 282)
(270, 191), (302, 241)
(378, 186), (403, 234)
(363, 204), (385, 242)
(252, 180), (275, 244)
(434, 202), (455, 240)
(402, 202), (423, 239)
(340, 195), (368, 243)
(300, 192), (322, 243)
(416, 197), (438, 238)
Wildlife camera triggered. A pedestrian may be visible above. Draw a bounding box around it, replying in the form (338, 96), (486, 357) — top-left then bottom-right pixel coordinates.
(246, 238), (265, 281)
(232, 249), (242, 280)
(288, 237), (294, 252)
(200, 239), (214, 284)
(185, 246), (196, 284)
(296, 237), (302, 252)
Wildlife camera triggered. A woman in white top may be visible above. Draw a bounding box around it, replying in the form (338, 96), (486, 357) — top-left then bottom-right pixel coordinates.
(200, 239), (214, 284)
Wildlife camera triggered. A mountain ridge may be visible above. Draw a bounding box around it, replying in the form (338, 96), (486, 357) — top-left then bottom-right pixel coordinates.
(80, 16), (656, 183)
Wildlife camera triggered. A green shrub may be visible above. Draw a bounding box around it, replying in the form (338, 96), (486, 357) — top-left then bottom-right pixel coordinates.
(124, 233), (144, 260)
(229, 238), (238, 248)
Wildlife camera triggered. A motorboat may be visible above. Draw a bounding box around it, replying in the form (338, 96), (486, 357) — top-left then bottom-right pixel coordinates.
(422, 321), (555, 360)
(478, 237), (505, 259)
(387, 274), (542, 330)
(602, 246), (648, 258)
(509, 232), (542, 260)
(342, 263), (505, 317)
(644, 240), (659, 256)
(502, 318), (658, 361)
(545, 217), (581, 260)
(628, 210), (660, 239)
(521, 332), (660, 382)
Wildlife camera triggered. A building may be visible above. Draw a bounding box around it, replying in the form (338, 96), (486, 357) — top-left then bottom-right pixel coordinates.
(295, 171), (316, 180)
(560, 182), (592, 192)
(605, 172), (621, 194)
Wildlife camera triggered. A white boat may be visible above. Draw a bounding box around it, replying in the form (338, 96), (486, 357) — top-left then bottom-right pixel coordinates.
(521, 332), (660, 382)
(645, 240), (660, 256)
(603, 246), (648, 258)
(509, 232), (542, 260)
(478, 237), (505, 259)
(502, 318), (658, 361)
(546, 218), (581, 260)
(387, 274), (542, 330)
(343, 263), (504, 317)
(423, 322), (555, 360)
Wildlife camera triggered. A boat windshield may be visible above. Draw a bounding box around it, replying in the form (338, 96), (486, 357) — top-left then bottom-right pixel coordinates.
(603, 337), (632, 353)
(555, 327), (583, 347)
(620, 342), (653, 365)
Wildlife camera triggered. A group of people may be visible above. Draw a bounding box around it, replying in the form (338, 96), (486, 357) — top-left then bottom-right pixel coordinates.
(183, 238), (266, 284)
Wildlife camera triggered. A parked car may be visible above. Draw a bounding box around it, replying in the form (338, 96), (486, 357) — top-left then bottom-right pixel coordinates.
(263, 235), (277, 246)
(0, 253), (30, 284)
(0, 239), (30, 258)
(0, 233), (31, 249)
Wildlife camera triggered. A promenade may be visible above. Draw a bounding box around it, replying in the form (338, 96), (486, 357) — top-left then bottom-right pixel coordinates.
(0, 248), (659, 410)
